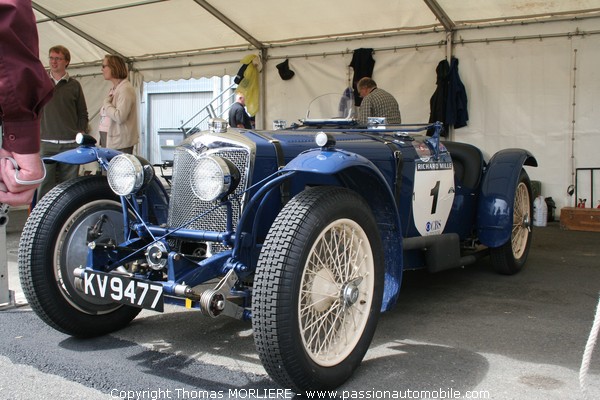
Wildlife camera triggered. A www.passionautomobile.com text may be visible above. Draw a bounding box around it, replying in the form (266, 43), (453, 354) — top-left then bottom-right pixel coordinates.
(110, 387), (491, 399)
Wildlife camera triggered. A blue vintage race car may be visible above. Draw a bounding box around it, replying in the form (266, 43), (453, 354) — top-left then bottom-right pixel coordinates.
(19, 114), (536, 392)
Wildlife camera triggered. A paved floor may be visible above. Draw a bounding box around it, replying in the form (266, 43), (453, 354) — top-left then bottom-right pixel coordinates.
(1, 207), (600, 399)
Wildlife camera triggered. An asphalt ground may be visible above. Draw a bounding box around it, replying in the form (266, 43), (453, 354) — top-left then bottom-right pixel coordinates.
(1, 207), (599, 400)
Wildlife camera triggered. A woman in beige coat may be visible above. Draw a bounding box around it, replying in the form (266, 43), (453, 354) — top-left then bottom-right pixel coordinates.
(98, 55), (138, 153)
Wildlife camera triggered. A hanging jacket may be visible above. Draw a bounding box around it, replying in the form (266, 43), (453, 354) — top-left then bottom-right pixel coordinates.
(427, 57), (468, 136)
(428, 59), (450, 136)
(349, 48), (375, 106)
(446, 57), (468, 129)
(236, 54), (260, 116)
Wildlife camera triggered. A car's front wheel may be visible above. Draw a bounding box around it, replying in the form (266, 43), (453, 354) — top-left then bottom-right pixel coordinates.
(252, 186), (384, 392)
(18, 176), (140, 337)
(490, 169), (533, 274)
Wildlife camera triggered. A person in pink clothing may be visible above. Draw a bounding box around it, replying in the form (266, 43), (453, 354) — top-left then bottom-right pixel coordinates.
(0, 0), (54, 206)
(98, 54), (139, 154)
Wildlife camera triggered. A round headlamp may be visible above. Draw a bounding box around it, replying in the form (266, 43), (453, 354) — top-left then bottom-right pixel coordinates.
(315, 131), (336, 148)
(107, 154), (152, 196)
(190, 156), (240, 202)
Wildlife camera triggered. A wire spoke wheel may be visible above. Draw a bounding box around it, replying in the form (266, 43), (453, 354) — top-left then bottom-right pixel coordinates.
(491, 170), (533, 275)
(252, 186), (383, 392)
(511, 181), (531, 260)
(300, 219), (374, 366)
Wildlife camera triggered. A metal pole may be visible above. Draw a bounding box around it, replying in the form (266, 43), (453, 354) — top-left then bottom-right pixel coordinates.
(0, 121), (11, 308)
(446, 30), (455, 142)
(0, 203), (14, 308)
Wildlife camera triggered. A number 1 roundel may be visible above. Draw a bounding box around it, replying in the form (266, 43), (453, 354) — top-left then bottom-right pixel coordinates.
(412, 160), (455, 236)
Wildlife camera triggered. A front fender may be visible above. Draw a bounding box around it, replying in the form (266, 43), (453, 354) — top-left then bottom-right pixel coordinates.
(284, 148), (403, 312)
(43, 146), (121, 166)
(46, 146), (169, 223)
(283, 147), (375, 174)
(477, 148), (537, 247)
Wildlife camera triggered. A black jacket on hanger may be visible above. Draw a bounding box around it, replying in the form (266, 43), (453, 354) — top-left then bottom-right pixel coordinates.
(428, 59), (450, 136)
(446, 57), (468, 129)
(350, 48), (375, 106)
(428, 57), (468, 136)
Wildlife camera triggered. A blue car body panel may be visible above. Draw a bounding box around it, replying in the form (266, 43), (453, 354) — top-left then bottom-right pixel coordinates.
(43, 146), (121, 165)
(477, 149), (538, 247)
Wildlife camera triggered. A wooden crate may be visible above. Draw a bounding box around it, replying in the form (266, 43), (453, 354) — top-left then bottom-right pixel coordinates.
(560, 207), (600, 232)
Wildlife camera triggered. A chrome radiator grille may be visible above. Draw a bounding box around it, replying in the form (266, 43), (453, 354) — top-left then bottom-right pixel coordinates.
(167, 145), (251, 253)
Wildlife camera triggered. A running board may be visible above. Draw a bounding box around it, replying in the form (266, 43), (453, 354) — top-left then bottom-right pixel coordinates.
(403, 233), (484, 273)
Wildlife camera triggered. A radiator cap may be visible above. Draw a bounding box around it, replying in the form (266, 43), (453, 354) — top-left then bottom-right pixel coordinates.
(209, 118), (228, 134)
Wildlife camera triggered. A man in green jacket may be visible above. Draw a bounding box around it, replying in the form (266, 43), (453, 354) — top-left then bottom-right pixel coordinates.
(38, 45), (89, 200)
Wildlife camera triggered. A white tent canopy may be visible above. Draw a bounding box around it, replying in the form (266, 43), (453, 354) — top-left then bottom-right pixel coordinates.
(34, 0), (600, 212)
(35, 1), (600, 75)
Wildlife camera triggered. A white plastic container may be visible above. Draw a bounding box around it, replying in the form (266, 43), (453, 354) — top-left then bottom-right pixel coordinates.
(533, 195), (548, 227)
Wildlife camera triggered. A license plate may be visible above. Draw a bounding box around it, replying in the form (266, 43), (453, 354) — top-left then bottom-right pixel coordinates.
(82, 270), (164, 312)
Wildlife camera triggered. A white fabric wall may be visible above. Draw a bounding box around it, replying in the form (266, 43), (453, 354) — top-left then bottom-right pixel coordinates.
(264, 46), (445, 126)
(454, 22), (600, 212)
(262, 19), (600, 214)
(263, 31), (446, 126)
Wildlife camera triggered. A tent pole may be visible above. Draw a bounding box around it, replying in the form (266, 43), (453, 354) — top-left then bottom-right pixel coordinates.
(0, 203), (14, 308)
(260, 48), (268, 130)
(446, 30), (453, 60)
(446, 30), (455, 142)
(422, 0), (455, 32)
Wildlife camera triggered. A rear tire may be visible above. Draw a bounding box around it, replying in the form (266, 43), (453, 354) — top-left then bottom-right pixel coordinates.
(18, 176), (140, 337)
(490, 169), (533, 275)
(252, 186), (384, 392)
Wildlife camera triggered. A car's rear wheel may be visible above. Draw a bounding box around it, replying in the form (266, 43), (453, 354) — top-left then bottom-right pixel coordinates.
(252, 186), (384, 392)
(18, 176), (140, 337)
(490, 169), (533, 274)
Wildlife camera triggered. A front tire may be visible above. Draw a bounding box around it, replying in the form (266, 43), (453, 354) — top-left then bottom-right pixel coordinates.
(490, 169), (533, 275)
(252, 186), (384, 391)
(18, 176), (140, 337)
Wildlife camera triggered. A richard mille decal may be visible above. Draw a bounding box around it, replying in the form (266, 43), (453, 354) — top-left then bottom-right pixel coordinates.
(416, 162), (453, 171)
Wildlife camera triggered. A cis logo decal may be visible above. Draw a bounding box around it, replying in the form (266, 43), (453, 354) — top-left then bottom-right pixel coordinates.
(426, 220), (443, 232)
